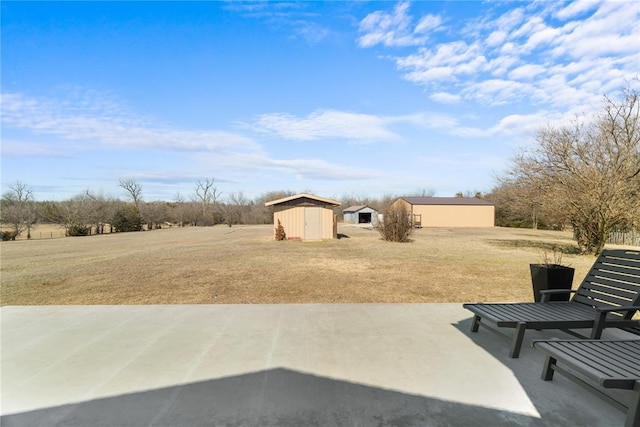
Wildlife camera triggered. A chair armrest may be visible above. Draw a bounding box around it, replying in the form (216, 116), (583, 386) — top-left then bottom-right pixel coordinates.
(590, 306), (640, 339)
(595, 306), (640, 314)
(540, 289), (577, 303)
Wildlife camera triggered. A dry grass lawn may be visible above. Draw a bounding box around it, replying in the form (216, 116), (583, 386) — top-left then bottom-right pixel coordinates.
(1, 224), (634, 305)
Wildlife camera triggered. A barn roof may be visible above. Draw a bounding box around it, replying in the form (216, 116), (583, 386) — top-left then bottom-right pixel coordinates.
(343, 205), (378, 213)
(265, 193), (341, 207)
(398, 197), (493, 206)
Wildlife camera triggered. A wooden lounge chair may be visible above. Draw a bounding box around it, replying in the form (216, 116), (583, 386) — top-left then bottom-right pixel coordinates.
(533, 339), (640, 427)
(463, 249), (640, 358)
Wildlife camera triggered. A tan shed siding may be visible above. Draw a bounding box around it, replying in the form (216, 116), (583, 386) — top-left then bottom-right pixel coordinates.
(392, 198), (412, 213)
(273, 205), (336, 239)
(412, 205), (494, 227)
(267, 193), (341, 240)
(320, 207), (335, 240)
(273, 205), (305, 239)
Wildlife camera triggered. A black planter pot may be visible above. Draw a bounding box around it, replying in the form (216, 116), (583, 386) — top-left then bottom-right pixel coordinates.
(529, 264), (575, 302)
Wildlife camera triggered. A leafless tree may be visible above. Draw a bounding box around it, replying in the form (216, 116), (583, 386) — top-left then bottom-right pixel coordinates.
(409, 188), (436, 197)
(84, 190), (116, 234)
(505, 85), (640, 254)
(0, 181), (36, 239)
(45, 193), (93, 236)
(140, 201), (170, 230)
(222, 191), (249, 226)
(119, 178), (142, 208)
(194, 178), (221, 225)
(455, 190), (485, 198)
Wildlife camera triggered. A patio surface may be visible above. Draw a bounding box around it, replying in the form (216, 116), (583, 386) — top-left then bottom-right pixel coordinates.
(0, 304), (635, 426)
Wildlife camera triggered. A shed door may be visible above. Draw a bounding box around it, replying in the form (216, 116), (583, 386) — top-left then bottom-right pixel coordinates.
(304, 207), (322, 240)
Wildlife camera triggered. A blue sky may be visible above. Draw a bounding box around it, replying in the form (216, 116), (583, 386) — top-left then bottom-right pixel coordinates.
(1, 1), (639, 202)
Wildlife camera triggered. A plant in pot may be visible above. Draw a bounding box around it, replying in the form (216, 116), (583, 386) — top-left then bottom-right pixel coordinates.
(530, 249), (575, 302)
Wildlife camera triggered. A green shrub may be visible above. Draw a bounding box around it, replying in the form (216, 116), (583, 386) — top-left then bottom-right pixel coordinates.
(111, 206), (143, 232)
(67, 225), (91, 236)
(1, 230), (17, 241)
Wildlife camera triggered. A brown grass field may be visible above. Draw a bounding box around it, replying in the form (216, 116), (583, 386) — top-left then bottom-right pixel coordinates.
(1, 224), (636, 306)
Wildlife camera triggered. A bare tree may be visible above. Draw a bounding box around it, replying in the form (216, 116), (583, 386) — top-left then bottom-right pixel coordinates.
(140, 201), (170, 230)
(0, 181), (37, 239)
(455, 190), (485, 198)
(248, 190), (295, 224)
(42, 193), (93, 236)
(119, 178), (143, 208)
(505, 85), (640, 254)
(194, 178), (221, 225)
(222, 191), (249, 227)
(84, 190), (116, 234)
(409, 188), (436, 197)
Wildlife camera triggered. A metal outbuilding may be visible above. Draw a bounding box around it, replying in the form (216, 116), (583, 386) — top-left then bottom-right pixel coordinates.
(392, 197), (494, 227)
(265, 193), (341, 240)
(343, 205), (380, 225)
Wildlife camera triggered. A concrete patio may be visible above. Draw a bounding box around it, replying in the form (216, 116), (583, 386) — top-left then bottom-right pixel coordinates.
(1, 304), (635, 426)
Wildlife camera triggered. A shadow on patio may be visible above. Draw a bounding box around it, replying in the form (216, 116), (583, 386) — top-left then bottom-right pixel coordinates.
(1, 367), (546, 426)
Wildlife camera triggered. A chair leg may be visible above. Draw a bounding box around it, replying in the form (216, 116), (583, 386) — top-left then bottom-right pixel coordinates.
(626, 388), (639, 427)
(590, 310), (607, 339)
(509, 322), (527, 358)
(541, 355), (556, 381)
(470, 315), (481, 333)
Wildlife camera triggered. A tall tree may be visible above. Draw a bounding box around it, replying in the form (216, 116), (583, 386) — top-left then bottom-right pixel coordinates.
(194, 178), (221, 225)
(119, 178), (143, 208)
(84, 190), (115, 234)
(49, 193), (93, 236)
(222, 191), (249, 226)
(506, 85), (640, 254)
(0, 181), (37, 239)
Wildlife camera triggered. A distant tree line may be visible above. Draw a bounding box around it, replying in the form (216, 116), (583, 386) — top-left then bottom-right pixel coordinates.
(0, 178), (447, 241)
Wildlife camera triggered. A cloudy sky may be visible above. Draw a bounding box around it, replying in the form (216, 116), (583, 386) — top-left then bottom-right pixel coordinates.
(1, 1), (638, 201)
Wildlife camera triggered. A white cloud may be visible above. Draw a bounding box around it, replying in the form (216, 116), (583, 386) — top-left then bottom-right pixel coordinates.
(430, 92), (461, 104)
(414, 14), (443, 34)
(2, 90), (389, 188)
(360, 1), (639, 113)
(200, 152), (382, 181)
(266, 158), (382, 180)
(508, 64), (546, 81)
(357, 2), (442, 47)
(397, 41), (487, 83)
(0, 139), (71, 157)
(486, 30), (508, 47)
(462, 79), (535, 106)
(489, 112), (552, 136)
(393, 112), (488, 138)
(0, 92), (259, 153)
(253, 109), (399, 142)
(554, 0), (601, 20)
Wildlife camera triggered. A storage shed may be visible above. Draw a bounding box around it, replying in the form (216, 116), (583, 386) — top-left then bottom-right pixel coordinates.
(392, 197), (494, 227)
(343, 205), (380, 225)
(265, 193), (341, 240)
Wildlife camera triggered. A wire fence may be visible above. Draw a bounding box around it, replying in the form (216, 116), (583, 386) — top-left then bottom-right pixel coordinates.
(607, 230), (640, 247)
(0, 228), (66, 241)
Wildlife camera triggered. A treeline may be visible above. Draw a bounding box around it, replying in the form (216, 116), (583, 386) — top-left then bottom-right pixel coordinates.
(0, 180), (410, 240)
(0, 186), (292, 239)
(1, 176), (449, 241)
